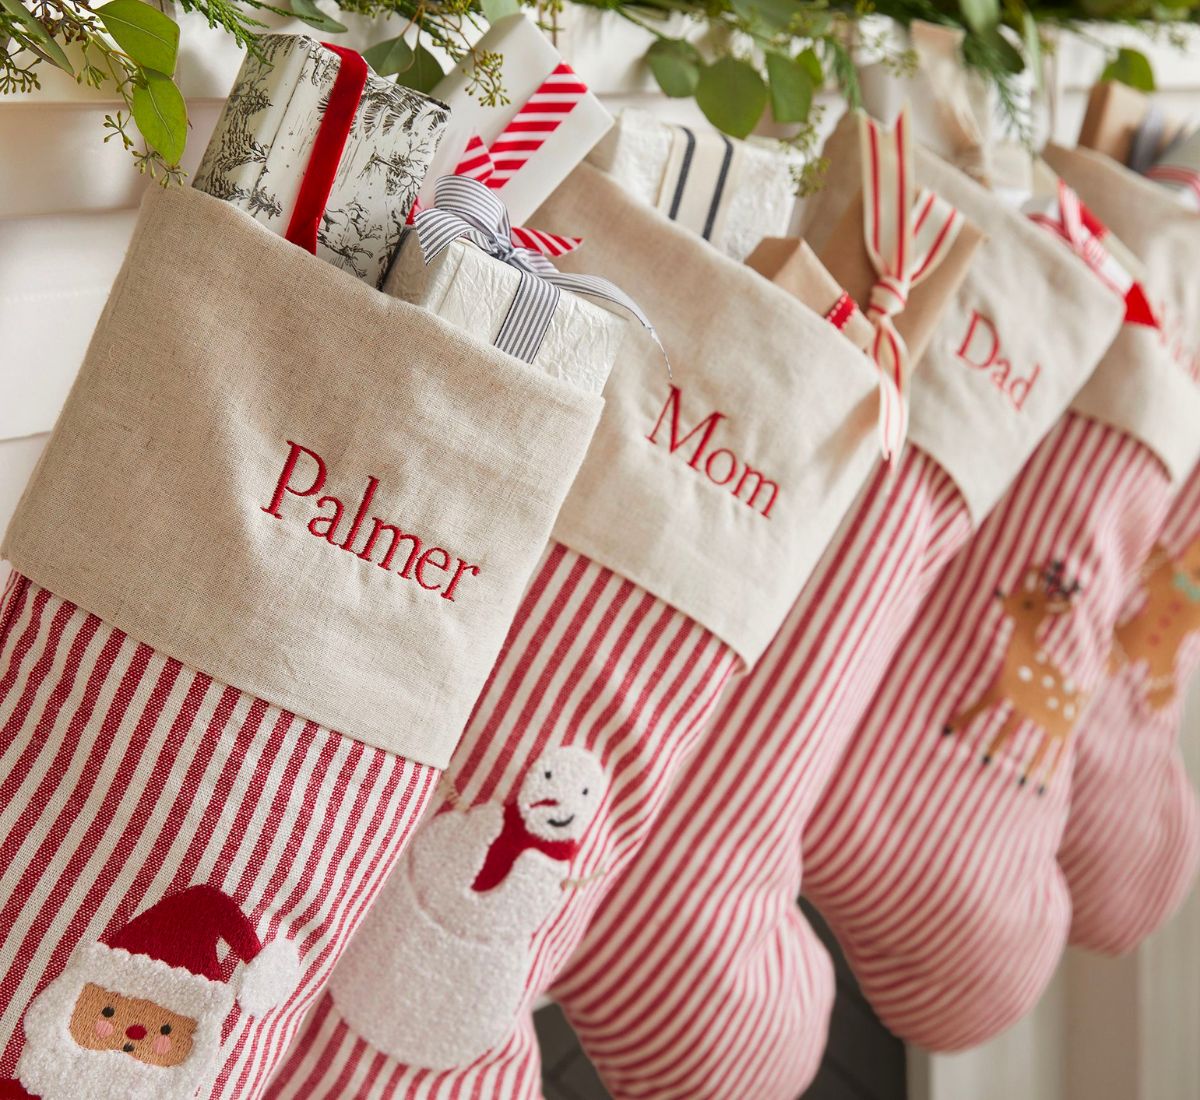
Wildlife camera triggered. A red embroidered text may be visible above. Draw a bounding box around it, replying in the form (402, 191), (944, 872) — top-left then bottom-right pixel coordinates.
(955, 310), (1041, 411)
(262, 441), (482, 602)
(645, 385), (780, 519)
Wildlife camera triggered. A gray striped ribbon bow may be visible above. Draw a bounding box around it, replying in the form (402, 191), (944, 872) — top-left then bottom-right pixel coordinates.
(414, 174), (661, 367)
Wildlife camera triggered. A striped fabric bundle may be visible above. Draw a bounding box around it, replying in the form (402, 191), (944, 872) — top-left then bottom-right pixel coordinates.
(0, 575), (437, 1100)
(1059, 467), (1200, 953)
(802, 411), (1175, 1049)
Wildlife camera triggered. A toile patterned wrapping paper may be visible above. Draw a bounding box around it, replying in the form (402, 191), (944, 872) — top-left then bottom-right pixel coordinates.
(194, 34), (449, 287)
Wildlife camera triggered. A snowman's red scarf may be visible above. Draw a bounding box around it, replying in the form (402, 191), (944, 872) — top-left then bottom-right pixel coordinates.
(471, 800), (579, 892)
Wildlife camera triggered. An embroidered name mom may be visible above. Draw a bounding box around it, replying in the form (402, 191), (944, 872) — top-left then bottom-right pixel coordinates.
(646, 385), (780, 518)
(262, 441), (482, 602)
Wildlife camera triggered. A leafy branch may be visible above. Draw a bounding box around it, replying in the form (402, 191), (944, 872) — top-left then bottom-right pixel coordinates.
(2, 0), (1195, 185)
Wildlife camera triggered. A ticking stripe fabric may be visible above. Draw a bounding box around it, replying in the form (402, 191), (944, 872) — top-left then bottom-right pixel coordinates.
(263, 543), (739, 1098)
(549, 449), (973, 1100)
(1059, 466), (1200, 955)
(0, 573), (438, 1100)
(803, 414), (1172, 1051)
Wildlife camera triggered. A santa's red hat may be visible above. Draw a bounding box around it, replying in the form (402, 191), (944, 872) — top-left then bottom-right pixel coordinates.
(71, 884), (300, 1019)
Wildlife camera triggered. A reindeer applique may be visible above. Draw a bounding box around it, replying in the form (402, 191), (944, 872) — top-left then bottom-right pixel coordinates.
(943, 561), (1085, 793)
(1110, 537), (1200, 709)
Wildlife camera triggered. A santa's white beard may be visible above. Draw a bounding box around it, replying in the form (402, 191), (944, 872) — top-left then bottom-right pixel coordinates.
(18, 973), (223, 1100)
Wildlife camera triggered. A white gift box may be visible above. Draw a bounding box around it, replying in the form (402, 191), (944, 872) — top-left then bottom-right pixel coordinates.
(419, 15), (613, 225)
(385, 233), (625, 395)
(587, 108), (800, 262)
(194, 34), (448, 286)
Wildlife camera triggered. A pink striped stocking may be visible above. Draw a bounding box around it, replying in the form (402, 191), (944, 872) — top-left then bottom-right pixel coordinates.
(803, 411), (1175, 1050)
(0, 574), (437, 1100)
(1059, 467), (1200, 953)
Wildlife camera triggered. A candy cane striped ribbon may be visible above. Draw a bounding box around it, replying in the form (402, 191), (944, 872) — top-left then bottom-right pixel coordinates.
(1026, 180), (1158, 328)
(414, 174), (661, 365)
(859, 109), (964, 462)
(454, 132), (498, 183)
(485, 61), (587, 187)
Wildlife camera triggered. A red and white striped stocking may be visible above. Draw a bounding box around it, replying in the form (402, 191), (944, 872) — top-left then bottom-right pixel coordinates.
(802, 404), (1182, 1050)
(0, 184), (603, 1100)
(1043, 141), (1200, 956)
(1059, 468), (1200, 953)
(797, 147), (1200, 1055)
(546, 137), (1124, 1099)
(0, 573), (436, 1100)
(551, 451), (970, 1100)
(260, 163), (887, 1100)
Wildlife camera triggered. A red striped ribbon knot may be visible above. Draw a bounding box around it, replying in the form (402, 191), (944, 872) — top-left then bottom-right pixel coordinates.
(859, 108), (964, 463)
(1026, 180), (1158, 329)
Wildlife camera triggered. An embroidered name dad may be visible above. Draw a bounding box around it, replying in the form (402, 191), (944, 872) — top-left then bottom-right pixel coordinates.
(262, 441), (481, 602)
(955, 310), (1041, 411)
(645, 385), (780, 519)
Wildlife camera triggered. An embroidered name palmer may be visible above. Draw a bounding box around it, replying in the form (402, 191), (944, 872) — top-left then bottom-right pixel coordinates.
(262, 441), (481, 602)
(645, 385), (780, 519)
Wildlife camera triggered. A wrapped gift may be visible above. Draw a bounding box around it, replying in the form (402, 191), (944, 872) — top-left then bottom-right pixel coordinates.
(387, 234), (624, 394)
(588, 108), (800, 262)
(194, 34), (448, 287)
(418, 15), (612, 225)
(388, 177), (642, 394)
(1074, 80), (1189, 168)
(813, 186), (984, 373)
(1145, 127), (1200, 210)
(745, 237), (876, 353)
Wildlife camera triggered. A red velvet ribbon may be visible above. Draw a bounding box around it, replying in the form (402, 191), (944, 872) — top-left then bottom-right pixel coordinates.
(284, 43), (369, 254)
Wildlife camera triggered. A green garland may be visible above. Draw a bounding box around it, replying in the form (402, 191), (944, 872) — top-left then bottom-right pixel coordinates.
(0, 0), (1190, 182)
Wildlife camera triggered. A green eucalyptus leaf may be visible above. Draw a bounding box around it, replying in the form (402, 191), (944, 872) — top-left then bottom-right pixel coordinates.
(362, 34), (413, 77)
(481, 0), (521, 22)
(132, 67), (187, 163)
(959, 0), (1000, 33)
(0, 0), (73, 73)
(288, 0), (347, 34)
(1101, 46), (1156, 91)
(765, 51), (814, 123)
(96, 0), (179, 75)
(979, 26), (1024, 72)
(645, 38), (702, 98)
(729, 0), (795, 30)
(395, 43), (443, 93)
(694, 57), (767, 139)
(798, 46), (823, 84)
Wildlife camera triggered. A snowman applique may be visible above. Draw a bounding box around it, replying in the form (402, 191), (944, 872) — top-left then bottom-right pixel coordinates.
(329, 745), (607, 1070)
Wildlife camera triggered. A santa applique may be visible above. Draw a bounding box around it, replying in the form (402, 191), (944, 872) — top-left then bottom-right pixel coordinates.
(5, 885), (300, 1100)
(329, 745), (608, 1070)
